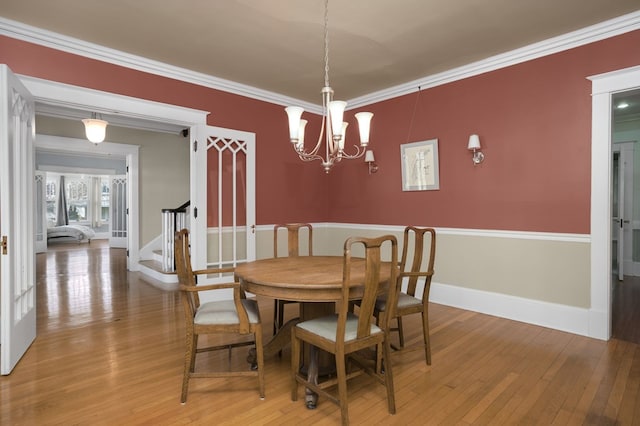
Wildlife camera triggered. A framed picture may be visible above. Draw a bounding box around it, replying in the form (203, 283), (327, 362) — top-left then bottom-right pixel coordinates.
(400, 139), (440, 191)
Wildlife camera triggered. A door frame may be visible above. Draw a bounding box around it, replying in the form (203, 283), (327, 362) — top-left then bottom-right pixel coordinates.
(21, 76), (209, 268)
(590, 64), (640, 340)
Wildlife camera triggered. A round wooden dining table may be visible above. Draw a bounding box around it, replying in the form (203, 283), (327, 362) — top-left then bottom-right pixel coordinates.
(235, 255), (388, 302)
(234, 255), (393, 408)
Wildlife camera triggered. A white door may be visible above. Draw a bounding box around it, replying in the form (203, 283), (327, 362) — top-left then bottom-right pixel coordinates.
(612, 142), (635, 280)
(0, 65), (36, 375)
(109, 175), (127, 248)
(190, 125), (255, 295)
(612, 150), (625, 280)
(34, 170), (47, 253)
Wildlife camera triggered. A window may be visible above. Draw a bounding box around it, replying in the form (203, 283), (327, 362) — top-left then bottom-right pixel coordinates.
(46, 173), (111, 228)
(101, 178), (110, 222)
(66, 176), (89, 222)
(45, 179), (57, 224)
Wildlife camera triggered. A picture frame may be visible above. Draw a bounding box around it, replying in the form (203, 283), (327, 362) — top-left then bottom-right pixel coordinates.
(400, 139), (440, 191)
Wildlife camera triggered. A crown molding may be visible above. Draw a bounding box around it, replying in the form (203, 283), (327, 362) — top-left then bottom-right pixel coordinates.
(0, 17), (322, 114)
(2, 11), (639, 112)
(348, 10), (640, 108)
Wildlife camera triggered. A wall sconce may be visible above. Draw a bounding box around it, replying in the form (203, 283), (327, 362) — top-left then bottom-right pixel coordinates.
(82, 113), (108, 144)
(467, 134), (484, 165)
(365, 150), (378, 174)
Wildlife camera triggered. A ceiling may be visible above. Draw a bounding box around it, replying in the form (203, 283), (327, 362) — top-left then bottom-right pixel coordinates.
(2, 0), (639, 107)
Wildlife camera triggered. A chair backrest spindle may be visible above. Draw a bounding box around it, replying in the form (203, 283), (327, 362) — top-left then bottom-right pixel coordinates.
(338, 235), (398, 342)
(400, 226), (436, 301)
(274, 223), (313, 258)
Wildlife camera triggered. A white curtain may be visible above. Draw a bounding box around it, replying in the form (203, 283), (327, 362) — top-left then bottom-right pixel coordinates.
(55, 175), (69, 226)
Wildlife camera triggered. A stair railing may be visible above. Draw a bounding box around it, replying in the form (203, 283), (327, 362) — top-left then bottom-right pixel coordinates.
(161, 201), (190, 271)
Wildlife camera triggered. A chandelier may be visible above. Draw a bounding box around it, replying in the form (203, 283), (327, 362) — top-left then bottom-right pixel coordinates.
(285, 0), (373, 173)
(82, 112), (108, 144)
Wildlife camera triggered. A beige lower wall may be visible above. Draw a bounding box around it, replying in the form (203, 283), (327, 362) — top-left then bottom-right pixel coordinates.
(254, 224), (591, 309)
(436, 233), (590, 308)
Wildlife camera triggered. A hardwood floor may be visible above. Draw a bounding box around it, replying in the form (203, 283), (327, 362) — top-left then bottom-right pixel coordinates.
(1, 240), (639, 424)
(613, 276), (640, 345)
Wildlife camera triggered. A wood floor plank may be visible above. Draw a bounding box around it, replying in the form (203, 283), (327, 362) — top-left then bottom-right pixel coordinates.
(1, 241), (639, 425)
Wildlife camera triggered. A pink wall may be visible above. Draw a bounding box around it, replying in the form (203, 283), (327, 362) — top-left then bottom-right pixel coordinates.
(2, 30), (640, 233)
(0, 36), (330, 226)
(328, 30), (640, 234)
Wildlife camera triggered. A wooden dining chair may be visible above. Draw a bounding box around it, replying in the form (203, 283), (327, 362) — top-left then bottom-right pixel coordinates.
(175, 228), (265, 403)
(273, 223), (313, 334)
(291, 235), (398, 426)
(375, 226), (436, 365)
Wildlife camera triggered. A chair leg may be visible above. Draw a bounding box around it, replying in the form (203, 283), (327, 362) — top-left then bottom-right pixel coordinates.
(255, 325), (266, 399)
(382, 338), (396, 415)
(396, 316), (405, 348)
(335, 352), (349, 426)
(181, 331), (197, 403)
(190, 334), (198, 372)
(421, 310), (431, 365)
(376, 336), (384, 374)
(291, 329), (301, 401)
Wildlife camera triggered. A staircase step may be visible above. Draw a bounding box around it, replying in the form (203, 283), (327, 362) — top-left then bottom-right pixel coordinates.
(151, 249), (163, 262)
(139, 259), (176, 275)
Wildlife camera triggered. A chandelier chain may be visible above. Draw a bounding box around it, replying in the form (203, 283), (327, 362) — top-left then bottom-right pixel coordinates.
(284, 0), (373, 173)
(323, 0), (330, 88)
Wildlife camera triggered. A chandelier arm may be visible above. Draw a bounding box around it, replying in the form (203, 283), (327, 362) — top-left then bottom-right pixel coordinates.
(302, 112), (326, 157)
(337, 144), (367, 160)
(297, 153), (325, 163)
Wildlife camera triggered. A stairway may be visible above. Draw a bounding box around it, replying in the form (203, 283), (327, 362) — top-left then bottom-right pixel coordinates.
(138, 249), (178, 284)
(138, 201), (189, 285)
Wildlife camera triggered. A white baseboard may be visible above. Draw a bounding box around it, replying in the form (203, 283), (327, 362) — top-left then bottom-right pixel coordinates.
(138, 262), (177, 284)
(430, 282), (596, 339)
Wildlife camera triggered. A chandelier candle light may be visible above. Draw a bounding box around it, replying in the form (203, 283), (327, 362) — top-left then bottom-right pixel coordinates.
(285, 0), (373, 173)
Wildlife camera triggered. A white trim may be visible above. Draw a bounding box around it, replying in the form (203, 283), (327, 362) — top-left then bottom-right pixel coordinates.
(588, 65), (640, 341)
(36, 134), (139, 155)
(38, 166), (117, 175)
(19, 75), (210, 126)
(3, 12), (640, 112)
(138, 262), (178, 285)
(321, 222), (590, 243)
(430, 282), (591, 337)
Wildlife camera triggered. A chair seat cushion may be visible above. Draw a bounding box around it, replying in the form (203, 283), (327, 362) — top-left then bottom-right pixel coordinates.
(375, 293), (421, 312)
(296, 313), (382, 342)
(195, 299), (260, 325)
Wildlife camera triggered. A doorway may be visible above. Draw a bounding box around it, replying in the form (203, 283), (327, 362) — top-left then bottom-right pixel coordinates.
(611, 89), (640, 343)
(35, 133), (139, 269)
(589, 65), (640, 341)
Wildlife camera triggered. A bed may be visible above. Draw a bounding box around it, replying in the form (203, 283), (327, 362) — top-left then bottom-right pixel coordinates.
(47, 225), (96, 244)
